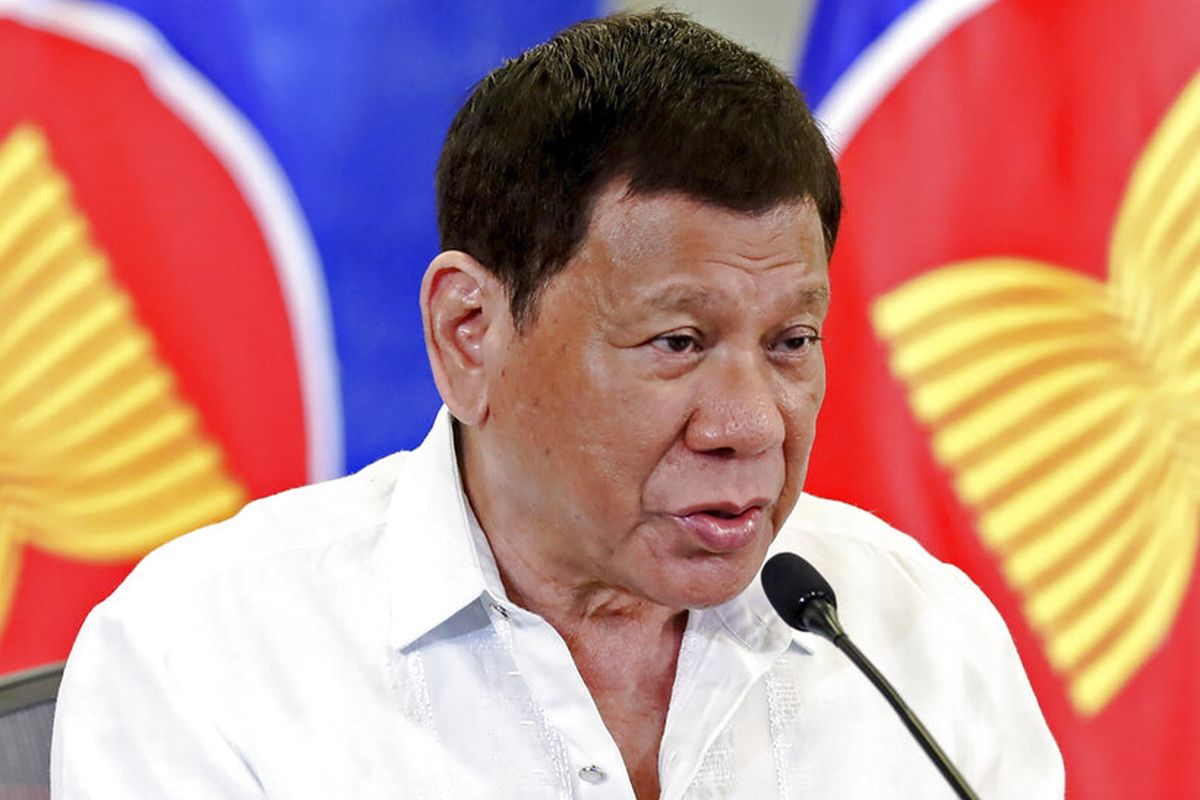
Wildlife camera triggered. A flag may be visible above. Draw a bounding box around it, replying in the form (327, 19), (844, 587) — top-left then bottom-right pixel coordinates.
(0, 0), (598, 674)
(799, 0), (1200, 795)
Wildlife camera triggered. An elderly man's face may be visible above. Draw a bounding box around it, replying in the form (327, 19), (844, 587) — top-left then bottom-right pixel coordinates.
(478, 184), (829, 610)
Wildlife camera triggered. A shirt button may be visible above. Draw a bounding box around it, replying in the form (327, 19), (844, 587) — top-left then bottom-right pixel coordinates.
(578, 764), (606, 784)
(488, 602), (509, 620)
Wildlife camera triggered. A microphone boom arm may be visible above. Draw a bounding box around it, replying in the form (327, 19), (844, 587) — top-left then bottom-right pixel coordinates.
(807, 597), (980, 800)
(763, 553), (981, 800)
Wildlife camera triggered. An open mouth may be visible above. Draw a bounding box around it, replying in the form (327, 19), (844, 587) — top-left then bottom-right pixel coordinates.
(684, 502), (764, 521)
(669, 503), (768, 553)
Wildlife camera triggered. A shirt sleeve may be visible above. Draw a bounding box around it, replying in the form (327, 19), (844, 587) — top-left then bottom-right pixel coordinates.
(51, 597), (265, 799)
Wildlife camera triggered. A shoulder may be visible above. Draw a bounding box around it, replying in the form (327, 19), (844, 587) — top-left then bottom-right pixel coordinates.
(103, 450), (410, 615)
(769, 494), (1064, 794)
(775, 493), (936, 560)
(774, 493), (967, 594)
(62, 448), (429, 714)
(772, 493), (1013, 650)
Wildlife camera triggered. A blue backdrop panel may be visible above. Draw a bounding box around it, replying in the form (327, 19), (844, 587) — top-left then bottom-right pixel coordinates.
(105, 0), (602, 472)
(798, 0), (921, 107)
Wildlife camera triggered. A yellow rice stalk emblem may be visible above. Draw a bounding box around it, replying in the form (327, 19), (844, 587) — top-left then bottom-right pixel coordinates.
(872, 72), (1200, 716)
(0, 125), (245, 632)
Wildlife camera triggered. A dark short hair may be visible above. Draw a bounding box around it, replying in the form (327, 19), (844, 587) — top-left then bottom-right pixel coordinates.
(436, 10), (842, 327)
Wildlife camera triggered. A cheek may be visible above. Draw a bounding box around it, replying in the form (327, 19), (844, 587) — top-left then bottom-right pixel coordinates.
(780, 362), (825, 427)
(501, 350), (679, 510)
(576, 392), (686, 501)
(780, 372), (825, 489)
(576, 345), (690, 443)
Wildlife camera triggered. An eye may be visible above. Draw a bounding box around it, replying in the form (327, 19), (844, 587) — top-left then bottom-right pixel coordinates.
(650, 332), (703, 355)
(771, 329), (822, 355)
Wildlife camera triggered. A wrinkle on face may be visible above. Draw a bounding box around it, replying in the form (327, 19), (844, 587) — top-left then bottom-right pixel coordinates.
(592, 184), (823, 272)
(583, 188), (829, 343)
(466, 181), (831, 619)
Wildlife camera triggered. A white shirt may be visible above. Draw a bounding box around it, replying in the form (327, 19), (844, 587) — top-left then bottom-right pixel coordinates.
(52, 409), (1063, 799)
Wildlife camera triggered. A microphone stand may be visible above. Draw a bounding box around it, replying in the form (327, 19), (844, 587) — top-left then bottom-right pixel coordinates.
(801, 596), (980, 800)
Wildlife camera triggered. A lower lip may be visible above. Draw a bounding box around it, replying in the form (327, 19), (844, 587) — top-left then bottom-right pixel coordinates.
(670, 508), (765, 554)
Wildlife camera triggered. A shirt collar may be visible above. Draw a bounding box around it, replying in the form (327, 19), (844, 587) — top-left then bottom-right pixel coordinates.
(382, 406), (813, 658)
(383, 407), (508, 651)
(708, 559), (816, 658)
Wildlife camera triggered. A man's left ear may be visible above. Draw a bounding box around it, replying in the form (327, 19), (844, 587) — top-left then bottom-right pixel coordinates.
(420, 250), (506, 426)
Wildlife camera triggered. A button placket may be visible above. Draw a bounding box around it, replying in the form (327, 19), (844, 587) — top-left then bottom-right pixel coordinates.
(497, 604), (635, 795)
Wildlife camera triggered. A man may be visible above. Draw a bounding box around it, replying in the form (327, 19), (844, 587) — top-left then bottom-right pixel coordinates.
(52, 11), (1064, 798)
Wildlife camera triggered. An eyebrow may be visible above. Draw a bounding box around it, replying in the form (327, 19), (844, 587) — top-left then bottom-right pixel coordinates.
(645, 285), (718, 313)
(797, 285), (831, 311)
(645, 283), (830, 313)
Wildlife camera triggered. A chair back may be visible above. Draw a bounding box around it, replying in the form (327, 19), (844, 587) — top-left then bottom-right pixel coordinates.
(0, 663), (65, 800)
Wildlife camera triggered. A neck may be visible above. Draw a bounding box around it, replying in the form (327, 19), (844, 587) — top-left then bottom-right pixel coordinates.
(493, 529), (685, 639)
(457, 422), (685, 800)
(456, 421), (683, 638)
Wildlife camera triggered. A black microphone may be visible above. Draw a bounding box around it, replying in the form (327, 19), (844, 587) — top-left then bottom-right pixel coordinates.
(761, 552), (981, 800)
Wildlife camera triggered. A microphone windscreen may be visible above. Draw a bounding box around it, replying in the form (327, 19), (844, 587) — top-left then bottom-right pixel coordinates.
(761, 552), (838, 631)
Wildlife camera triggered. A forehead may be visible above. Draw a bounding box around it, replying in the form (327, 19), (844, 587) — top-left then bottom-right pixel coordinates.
(585, 184), (824, 264)
(568, 184), (829, 312)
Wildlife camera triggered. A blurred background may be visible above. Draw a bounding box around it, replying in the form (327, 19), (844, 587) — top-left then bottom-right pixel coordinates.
(2, 0), (1198, 795)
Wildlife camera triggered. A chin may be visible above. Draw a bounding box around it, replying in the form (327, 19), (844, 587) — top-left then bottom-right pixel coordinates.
(655, 553), (765, 610)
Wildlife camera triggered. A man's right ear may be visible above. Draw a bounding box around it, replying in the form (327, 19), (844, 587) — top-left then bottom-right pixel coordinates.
(420, 251), (507, 426)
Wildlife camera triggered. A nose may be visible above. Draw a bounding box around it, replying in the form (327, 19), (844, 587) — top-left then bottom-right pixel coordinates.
(684, 353), (786, 457)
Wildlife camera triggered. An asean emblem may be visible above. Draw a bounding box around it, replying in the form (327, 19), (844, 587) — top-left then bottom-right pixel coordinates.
(0, 2), (340, 670)
(0, 124), (246, 627)
(872, 71), (1200, 715)
(805, 0), (1200, 737)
